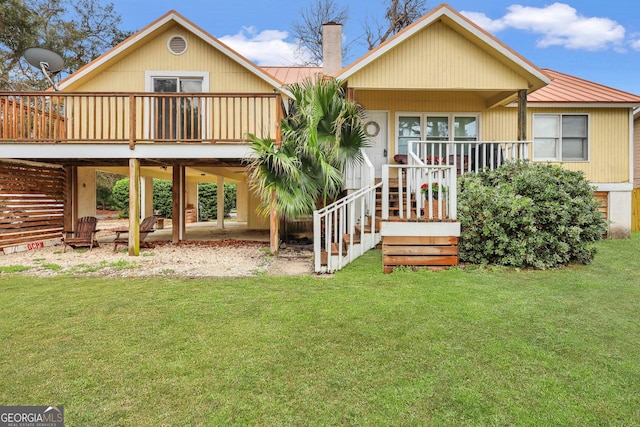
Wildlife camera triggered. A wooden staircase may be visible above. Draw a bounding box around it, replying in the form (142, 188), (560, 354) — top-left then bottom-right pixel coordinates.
(319, 179), (459, 272)
(314, 163), (461, 273)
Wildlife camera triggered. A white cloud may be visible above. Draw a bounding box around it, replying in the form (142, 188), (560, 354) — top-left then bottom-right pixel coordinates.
(631, 37), (640, 51)
(461, 11), (506, 33)
(461, 3), (626, 51)
(219, 26), (312, 66)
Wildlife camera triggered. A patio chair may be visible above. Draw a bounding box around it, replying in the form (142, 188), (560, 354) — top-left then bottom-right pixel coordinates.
(113, 215), (159, 252)
(62, 216), (99, 252)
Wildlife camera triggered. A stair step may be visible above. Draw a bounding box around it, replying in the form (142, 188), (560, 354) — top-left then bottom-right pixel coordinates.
(343, 233), (361, 244)
(331, 242), (346, 256)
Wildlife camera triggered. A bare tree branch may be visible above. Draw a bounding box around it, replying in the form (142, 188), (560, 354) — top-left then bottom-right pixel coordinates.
(291, 0), (428, 66)
(364, 0), (427, 50)
(291, 0), (349, 66)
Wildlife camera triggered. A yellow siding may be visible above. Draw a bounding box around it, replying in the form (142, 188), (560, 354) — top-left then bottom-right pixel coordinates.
(348, 21), (528, 90)
(357, 90), (630, 183)
(73, 23), (275, 93)
(528, 108), (630, 183)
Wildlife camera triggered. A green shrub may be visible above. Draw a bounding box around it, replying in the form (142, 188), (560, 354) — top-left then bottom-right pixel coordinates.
(198, 183), (236, 220)
(112, 178), (130, 217)
(112, 179), (173, 219)
(111, 179), (237, 221)
(153, 180), (173, 219)
(96, 184), (116, 210)
(457, 161), (608, 269)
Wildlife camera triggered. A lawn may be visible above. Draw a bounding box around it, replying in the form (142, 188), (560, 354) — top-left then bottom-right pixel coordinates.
(1, 235), (639, 426)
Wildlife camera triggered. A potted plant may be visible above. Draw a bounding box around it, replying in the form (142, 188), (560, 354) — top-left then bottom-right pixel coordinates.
(420, 182), (446, 199)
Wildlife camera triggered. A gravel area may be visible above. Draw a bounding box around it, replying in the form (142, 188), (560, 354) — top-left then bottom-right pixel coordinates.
(0, 239), (315, 278)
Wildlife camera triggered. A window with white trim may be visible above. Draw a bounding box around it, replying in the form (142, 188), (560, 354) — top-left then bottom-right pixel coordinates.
(396, 113), (478, 155)
(533, 114), (589, 161)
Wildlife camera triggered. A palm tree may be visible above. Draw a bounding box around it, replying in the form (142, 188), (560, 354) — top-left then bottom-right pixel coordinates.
(247, 76), (369, 221)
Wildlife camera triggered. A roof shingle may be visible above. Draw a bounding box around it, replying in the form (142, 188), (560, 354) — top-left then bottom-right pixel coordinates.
(528, 69), (640, 104)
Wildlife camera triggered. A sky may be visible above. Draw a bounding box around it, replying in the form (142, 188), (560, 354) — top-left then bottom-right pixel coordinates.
(108, 0), (640, 95)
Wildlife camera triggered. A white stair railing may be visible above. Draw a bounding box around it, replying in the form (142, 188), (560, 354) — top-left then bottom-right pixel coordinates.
(313, 182), (382, 273)
(344, 150), (375, 191)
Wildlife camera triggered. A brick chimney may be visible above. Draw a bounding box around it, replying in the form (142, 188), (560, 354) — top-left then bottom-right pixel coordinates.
(322, 22), (342, 76)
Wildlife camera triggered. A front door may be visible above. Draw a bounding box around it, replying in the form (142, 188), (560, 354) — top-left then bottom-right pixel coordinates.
(362, 111), (388, 178)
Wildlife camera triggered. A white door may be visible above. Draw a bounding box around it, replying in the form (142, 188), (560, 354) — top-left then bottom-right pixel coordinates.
(362, 111), (388, 178)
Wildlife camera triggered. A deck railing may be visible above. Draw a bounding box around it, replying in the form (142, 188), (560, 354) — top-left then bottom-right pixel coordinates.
(0, 92), (283, 146)
(382, 159), (458, 221)
(408, 140), (530, 174)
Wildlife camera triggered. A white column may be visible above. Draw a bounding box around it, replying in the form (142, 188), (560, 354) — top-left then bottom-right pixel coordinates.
(217, 175), (225, 229)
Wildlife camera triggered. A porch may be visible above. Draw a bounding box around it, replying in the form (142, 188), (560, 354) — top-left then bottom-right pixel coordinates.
(0, 91), (284, 254)
(315, 140), (531, 273)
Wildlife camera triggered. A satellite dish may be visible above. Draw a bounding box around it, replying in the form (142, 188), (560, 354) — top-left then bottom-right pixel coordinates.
(23, 47), (65, 90)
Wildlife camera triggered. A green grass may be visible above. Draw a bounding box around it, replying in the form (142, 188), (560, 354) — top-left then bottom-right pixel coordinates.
(0, 265), (31, 273)
(1, 235), (640, 426)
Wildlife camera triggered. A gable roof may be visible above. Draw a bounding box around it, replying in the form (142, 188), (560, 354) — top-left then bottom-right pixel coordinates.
(528, 69), (640, 105)
(334, 3), (550, 93)
(58, 10), (288, 94)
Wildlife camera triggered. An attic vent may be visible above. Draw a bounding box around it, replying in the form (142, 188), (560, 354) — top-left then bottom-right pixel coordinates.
(167, 35), (187, 55)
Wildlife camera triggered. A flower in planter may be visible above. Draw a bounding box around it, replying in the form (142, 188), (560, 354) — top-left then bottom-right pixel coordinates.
(420, 182), (446, 199)
(426, 155), (443, 165)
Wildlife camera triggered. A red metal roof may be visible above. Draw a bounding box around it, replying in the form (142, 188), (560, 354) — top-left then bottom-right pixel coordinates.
(528, 69), (640, 104)
(261, 66), (322, 85)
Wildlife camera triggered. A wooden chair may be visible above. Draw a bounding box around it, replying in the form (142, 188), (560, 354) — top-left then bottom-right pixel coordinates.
(113, 215), (159, 252)
(63, 216), (99, 252)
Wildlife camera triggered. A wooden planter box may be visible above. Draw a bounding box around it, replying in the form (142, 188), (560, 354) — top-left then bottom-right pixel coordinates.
(424, 198), (447, 219)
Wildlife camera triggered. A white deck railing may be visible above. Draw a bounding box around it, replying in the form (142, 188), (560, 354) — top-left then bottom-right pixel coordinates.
(313, 181), (382, 273)
(408, 140), (530, 175)
(382, 153), (457, 221)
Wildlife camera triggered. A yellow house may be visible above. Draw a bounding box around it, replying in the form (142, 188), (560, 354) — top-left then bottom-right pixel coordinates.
(1, 4), (638, 264)
(329, 4), (639, 240)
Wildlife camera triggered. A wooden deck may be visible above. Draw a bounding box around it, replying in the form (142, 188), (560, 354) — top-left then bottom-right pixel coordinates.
(0, 91), (283, 147)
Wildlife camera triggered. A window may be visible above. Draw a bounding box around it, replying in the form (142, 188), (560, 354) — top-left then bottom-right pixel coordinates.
(533, 114), (588, 161)
(398, 116), (421, 155)
(396, 113), (478, 155)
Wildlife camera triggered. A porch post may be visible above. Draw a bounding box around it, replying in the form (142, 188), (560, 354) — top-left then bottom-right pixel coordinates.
(270, 188), (279, 253)
(270, 93), (283, 253)
(141, 177), (154, 218)
(172, 164), (186, 243)
(217, 175), (225, 229)
(128, 158), (141, 256)
(517, 89), (527, 141)
(347, 88), (355, 102)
